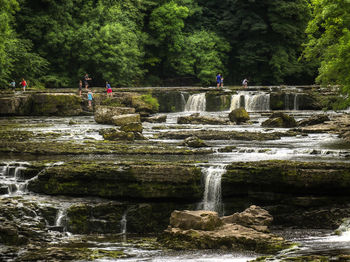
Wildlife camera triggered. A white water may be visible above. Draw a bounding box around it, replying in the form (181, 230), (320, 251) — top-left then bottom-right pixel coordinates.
(200, 165), (226, 215)
(55, 207), (67, 230)
(185, 93), (206, 112)
(0, 163), (28, 194)
(230, 92), (270, 112)
(121, 210), (127, 235)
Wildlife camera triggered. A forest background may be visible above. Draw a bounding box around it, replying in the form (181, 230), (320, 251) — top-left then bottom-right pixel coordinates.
(0, 0), (349, 105)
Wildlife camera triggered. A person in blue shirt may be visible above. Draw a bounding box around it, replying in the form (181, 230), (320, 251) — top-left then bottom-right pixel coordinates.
(87, 89), (93, 108)
(216, 73), (221, 88)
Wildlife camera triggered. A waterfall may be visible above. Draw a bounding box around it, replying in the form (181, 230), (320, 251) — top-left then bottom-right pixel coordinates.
(120, 211), (127, 235)
(230, 95), (241, 111)
(0, 163), (27, 194)
(184, 93), (206, 112)
(230, 92), (270, 112)
(180, 92), (187, 111)
(293, 94), (299, 110)
(55, 208), (67, 230)
(200, 165), (226, 215)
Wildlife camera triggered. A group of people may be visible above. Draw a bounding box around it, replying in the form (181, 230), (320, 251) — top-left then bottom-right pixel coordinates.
(9, 78), (27, 92)
(78, 74), (113, 108)
(216, 74), (249, 88)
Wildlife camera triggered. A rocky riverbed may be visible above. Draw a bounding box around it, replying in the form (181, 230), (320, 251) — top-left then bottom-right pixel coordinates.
(0, 86), (350, 261)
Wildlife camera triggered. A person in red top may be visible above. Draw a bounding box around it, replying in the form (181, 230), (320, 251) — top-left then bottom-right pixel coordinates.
(21, 78), (27, 92)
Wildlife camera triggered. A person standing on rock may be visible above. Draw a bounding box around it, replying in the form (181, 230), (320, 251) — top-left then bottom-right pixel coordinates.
(9, 80), (16, 91)
(78, 80), (83, 97)
(216, 73), (221, 88)
(220, 74), (224, 88)
(87, 89), (93, 108)
(21, 78), (27, 92)
(106, 81), (112, 97)
(242, 78), (248, 88)
(84, 73), (92, 90)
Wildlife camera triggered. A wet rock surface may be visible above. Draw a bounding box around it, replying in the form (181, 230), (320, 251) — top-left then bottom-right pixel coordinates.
(27, 161), (202, 200)
(158, 207), (292, 254)
(228, 107), (250, 124)
(262, 112), (297, 128)
(177, 113), (229, 125)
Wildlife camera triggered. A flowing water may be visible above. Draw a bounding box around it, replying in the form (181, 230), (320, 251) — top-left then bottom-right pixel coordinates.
(1, 89), (350, 261)
(199, 165), (226, 215)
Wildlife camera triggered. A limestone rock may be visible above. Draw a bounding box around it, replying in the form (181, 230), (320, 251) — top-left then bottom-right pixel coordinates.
(170, 210), (223, 231)
(178, 113), (228, 125)
(94, 106), (135, 124)
(261, 112), (297, 128)
(120, 122), (143, 133)
(112, 114), (141, 126)
(144, 115), (167, 123)
(228, 107), (250, 124)
(182, 136), (207, 148)
(158, 207), (291, 253)
(298, 114), (330, 127)
(221, 205), (273, 228)
(27, 161), (202, 200)
(100, 129), (135, 141)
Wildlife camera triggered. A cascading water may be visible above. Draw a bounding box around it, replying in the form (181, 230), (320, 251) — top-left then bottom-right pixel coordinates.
(200, 165), (226, 215)
(55, 208), (67, 230)
(180, 92), (187, 111)
(293, 93), (299, 110)
(230, 92), (270, 112)
(184, 93), (206, 112)
(0, 163), (27, 194)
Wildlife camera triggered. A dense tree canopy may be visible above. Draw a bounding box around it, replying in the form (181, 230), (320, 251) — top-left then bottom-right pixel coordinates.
(0, 0), (338, 88)
(304, 0), (350, 106)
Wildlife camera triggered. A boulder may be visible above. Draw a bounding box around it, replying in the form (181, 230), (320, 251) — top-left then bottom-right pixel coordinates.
(144, 115), (167, 123)
(221, 205), (273, 230)
(158, 207), (291, 253)
(99, 129), (134, 141)
(112, 114), (141, 126)
(298, 114), (330, 127)
(182, 136), (207, 148)
(94, 106), (135, 124)
(261, 112), (297, 128)
(228, 107), (250, 124)
(170, 210), (223, 231)
(120, 122), (143, 133)
(178, 113), (229, 125)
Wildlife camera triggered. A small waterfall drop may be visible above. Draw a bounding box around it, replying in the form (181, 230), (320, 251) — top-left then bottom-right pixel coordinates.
(0, 163), (27, 194)
(230, 92), (270, 112)
(200, 165), (226, 215)
(184, 93), (206, 112)
(230, 94), (241, 111)
(55, 208), (67, 230)
(293, 93), (299, 110)
(180, 92), (187, 111)
(120, 209), (129, 241)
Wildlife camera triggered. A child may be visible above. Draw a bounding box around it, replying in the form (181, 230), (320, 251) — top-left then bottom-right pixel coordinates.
(87, 89), (93, 108)
(10, 80), (16, 91)
(21, 78), (27, 92)
(106, 81), (112, 97)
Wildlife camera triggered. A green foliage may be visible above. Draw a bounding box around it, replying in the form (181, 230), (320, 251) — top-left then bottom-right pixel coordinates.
(140, 94), (159, 112)
(0, 0), (321, 87)
(304, 0), (350, 106)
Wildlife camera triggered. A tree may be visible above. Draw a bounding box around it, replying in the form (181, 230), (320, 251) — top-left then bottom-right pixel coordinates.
(196, 0), (313, 85)
(171, 30), (230, 85)
(304, 0), (350, 106)
(0, 0), (19, 85)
